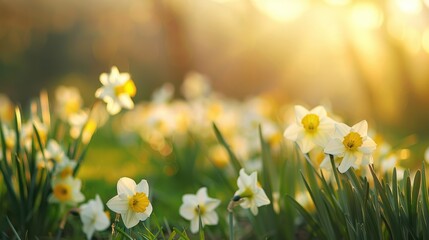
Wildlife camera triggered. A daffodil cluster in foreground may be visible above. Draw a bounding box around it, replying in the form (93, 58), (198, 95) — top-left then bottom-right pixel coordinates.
(284, 105), (377, 173)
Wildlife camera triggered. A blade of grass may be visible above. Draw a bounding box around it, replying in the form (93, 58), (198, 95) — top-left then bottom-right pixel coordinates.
(6, 216), (21, 240)
(212, 123), (241, 172)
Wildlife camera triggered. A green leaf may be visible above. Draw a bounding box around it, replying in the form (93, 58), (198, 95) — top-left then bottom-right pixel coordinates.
(212, 123), (241, 172)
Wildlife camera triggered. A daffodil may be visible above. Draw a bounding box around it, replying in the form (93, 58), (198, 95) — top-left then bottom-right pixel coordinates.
(233, 169), (270, 215)
(79, 195), (110, 240)
(284, 105), (335, 153)
(179, 187), (221, 233)
(106, 177), (153, 229)
(181, 71), (211, 100)
(324, 120), (377, 173)
(45, 139), (67, 163)
(54, 157), (76, 179)
(95, 66), (136, 115)
(55, 86), (83, 121)
(49, 176), (85, 206)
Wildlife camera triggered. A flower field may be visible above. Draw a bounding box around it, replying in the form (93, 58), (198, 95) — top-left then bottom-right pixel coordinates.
(2, 0), (429, 239)
(0, 66), (429, 239)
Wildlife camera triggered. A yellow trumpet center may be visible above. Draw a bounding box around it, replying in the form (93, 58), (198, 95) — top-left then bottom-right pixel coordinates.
(194, 205), (206, 215)
(115, 80), (136, 97)
(343, 132), (363, 151)
(128, 192), (150, 213)
(53, 183), (72, 202)
(60, 167), (73, 179)
(301, 114), (320, 133)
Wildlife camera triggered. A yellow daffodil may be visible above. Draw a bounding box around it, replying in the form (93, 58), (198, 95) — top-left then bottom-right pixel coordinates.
(284, 105), (335, 153)
(179, 187), (221, 233)
(106, 177), (153, 229)
(233, 169), (270, 215)
(95, 66), (136, 115)
(79, 195), (110, 240)
(324, 120), (377, 173)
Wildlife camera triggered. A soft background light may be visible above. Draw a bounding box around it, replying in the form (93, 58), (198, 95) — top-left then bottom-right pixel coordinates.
(1, 0), (429, 136)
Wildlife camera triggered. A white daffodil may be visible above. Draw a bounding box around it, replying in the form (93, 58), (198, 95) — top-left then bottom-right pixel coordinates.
(106, 177), (153, 229)
(181, 71), (211, 100)
(80, 195), (110, 240)
(284, 105), (335, 153)
(233, 169), (270, 215)
(49, 176), (85, 206)
(54, 157), (76, 179)
(324, 120), (377, 173)
(95, 66), (136, 115)
(179, 187), (221, 233)
(45, 139), (66, 163)
(55, 86), (83, 121)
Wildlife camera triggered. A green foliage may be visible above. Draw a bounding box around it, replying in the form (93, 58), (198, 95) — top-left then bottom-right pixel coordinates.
(289, 154), (429, 239)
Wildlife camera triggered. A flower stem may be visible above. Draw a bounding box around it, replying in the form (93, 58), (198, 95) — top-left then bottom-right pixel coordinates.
(229, 211), (234, 240)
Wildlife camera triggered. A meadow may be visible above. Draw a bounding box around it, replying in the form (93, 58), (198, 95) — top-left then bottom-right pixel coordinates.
(1, 66), (429, 239)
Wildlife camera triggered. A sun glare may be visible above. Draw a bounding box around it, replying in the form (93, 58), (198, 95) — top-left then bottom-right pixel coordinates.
(349, 2), (383, 30)
(251, 0), (309, 22)
(394, 0), (422, 14)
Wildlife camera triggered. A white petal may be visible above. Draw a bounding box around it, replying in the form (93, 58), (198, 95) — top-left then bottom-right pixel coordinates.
(183, 194), (198, 206)
(352, 120), (368, 136)
(196, 187), (208, 202)
(237, 169), (252, 190)
(312, 131), (331, 148)
(361, 154), (372, 166)
(359, 137), (376, 154)
(95, 88), (104, 98)
(135, 180), (149, 195)
(338, 153), (356, 173)
(310, 106), (327, 117)
(190, 218), (199, 233)
(94, 213), (110, 231)
(111, 66), (120, 77)
(319, 155), (333, 169)
(297, 135), (315, 154)
(334, 123), (350, 138)
(202, 211), (219, 225)
(83, 224), (95, 240)
(250, 204), (259, 215)
(99, 73), (109, 85)
(107, 101), (121, 115)
(123, 208), (140, 229)
(283, 124), (302, 141)
(324, 139), (345, 156)
(117, 177), (136, 196)
(204, 198), (221, 212)
(294, 105), (309, 122)
(118, 95), (135, 110)
(144, 203), (153, 217)
(179, 204), (196, 220)
(106, 195), (128, 213)
(254, 188), (271, 207)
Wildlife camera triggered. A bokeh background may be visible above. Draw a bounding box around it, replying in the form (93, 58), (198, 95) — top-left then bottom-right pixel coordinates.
(1, 0), (429, 137)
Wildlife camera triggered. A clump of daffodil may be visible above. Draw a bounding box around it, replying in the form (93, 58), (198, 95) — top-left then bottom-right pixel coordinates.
(49, 176), (85, 206)
(79, 195), (110, 240)
(106, 177), (153, 229)
(284, 105), (336, 153)
(95, 66), (136, 115)
(179, 187), (221, 233)
(230, 169), (270, 215)
(324, 120), (377, 173)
